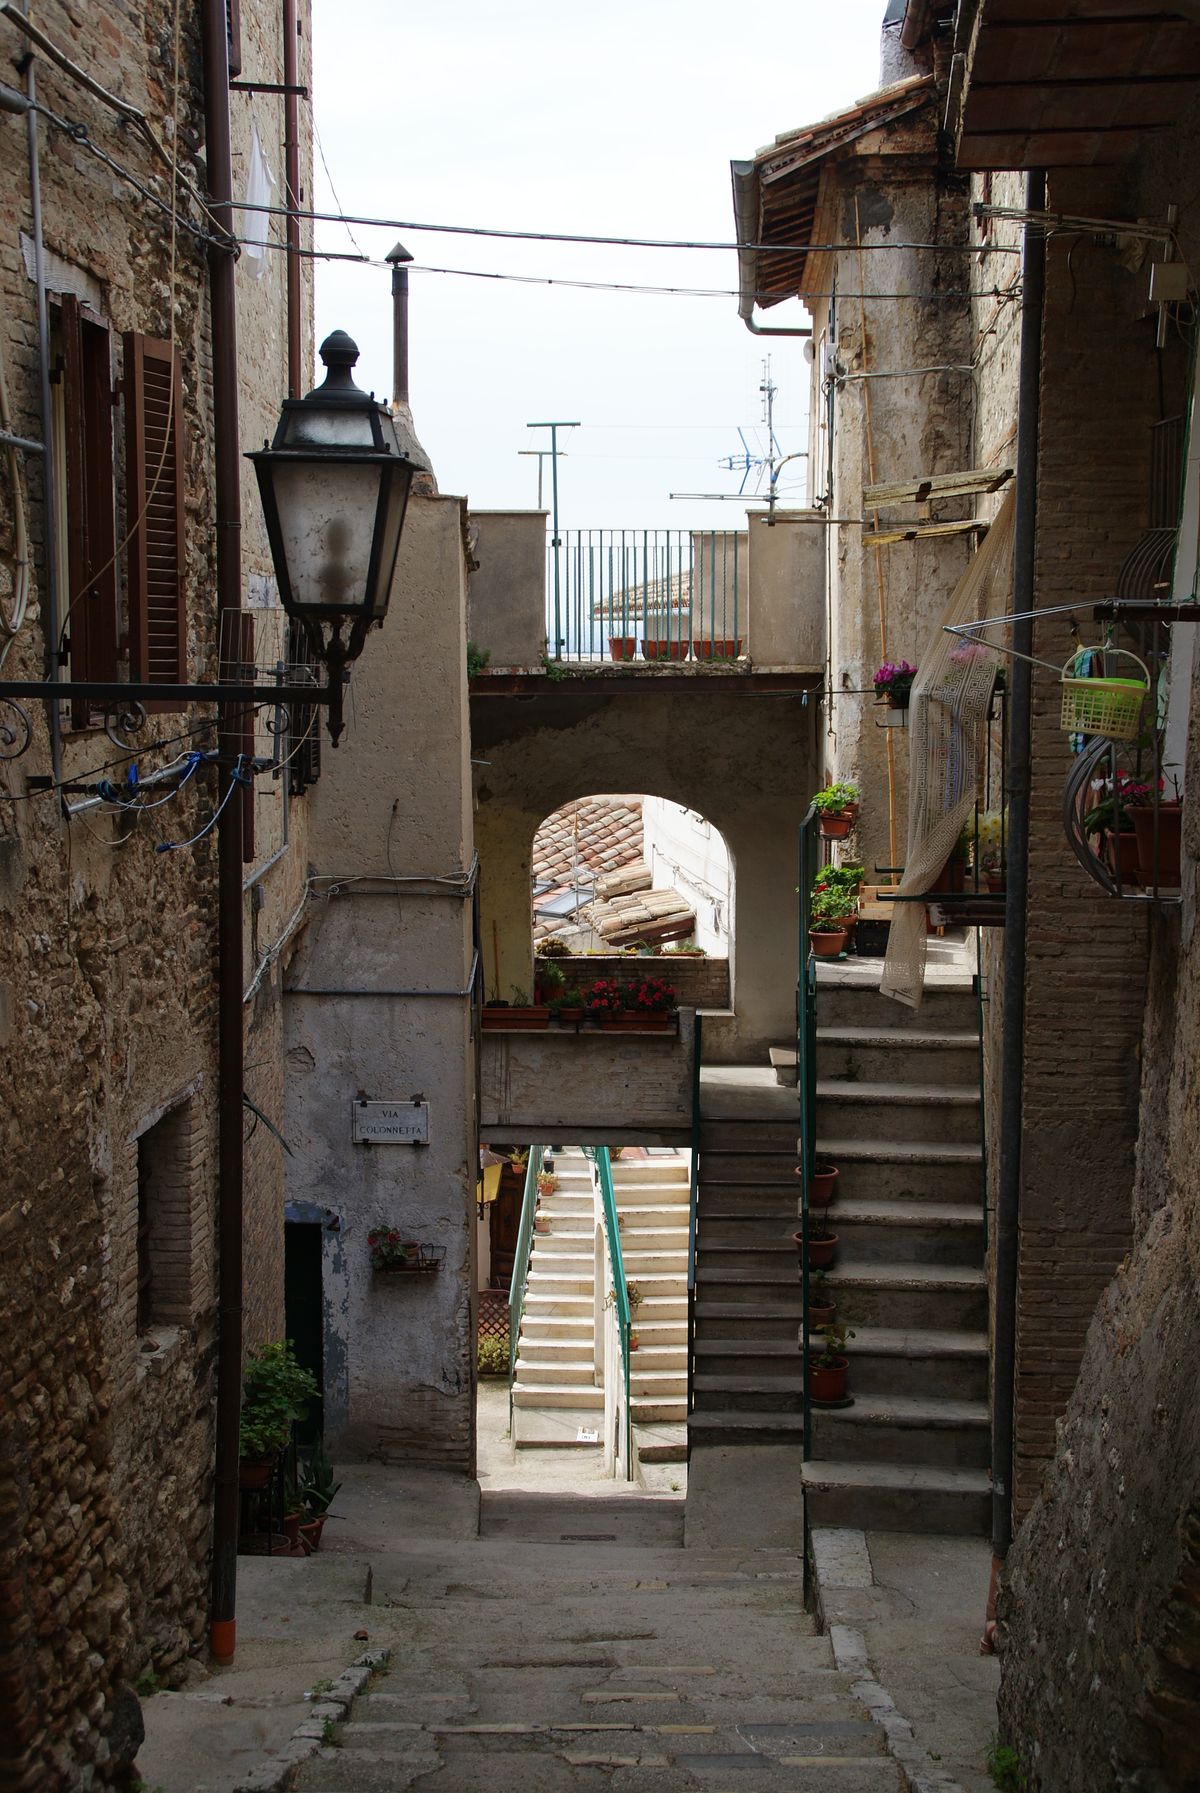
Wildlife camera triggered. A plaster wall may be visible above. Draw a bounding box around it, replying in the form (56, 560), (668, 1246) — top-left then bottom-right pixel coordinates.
(471, 688), (817, 1062)
(284, 494), (477, 1472)
(481, 1013), (696, 1143)
(746, 511), (826, 670)
(807, 146), (975, 875)
(468, 510), (548, 669)
(641, 797), (731, 955)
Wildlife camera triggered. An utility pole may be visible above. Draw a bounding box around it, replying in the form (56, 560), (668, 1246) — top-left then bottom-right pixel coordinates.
(526, 420), (579, 658)
(518, 446), (567, 511)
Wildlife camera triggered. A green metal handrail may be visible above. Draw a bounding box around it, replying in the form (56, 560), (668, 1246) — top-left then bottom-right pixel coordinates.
(687, 1011), (703, 1416)
(550, 529), (743, 662)
(584, 1145), (633, 1479)
(507, 1145), (545, 1428)
(796, 808), (819, 1460)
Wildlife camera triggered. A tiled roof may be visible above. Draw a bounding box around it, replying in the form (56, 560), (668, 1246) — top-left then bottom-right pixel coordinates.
(532, 797), (645, 941)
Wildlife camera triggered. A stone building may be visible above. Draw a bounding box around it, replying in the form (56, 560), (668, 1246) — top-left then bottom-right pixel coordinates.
(0, 1), (315, 1785)
(735, 1), (1200, 1783)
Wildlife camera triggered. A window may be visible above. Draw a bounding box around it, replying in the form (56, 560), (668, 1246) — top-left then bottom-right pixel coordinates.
(135, 1098), (197, 1334)
(58, 296), (117, 724)
(124, 332), (187, 707)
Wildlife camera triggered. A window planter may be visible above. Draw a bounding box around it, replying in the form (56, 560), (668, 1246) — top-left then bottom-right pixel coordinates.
(692, 638), (742, 660)
(641, 638), (689, 661)
(482, 1005), (551, 1031)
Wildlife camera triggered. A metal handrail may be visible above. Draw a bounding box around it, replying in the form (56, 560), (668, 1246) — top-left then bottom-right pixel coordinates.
(549, 529), (743, 663)
(507, 1144), (545, 1428)
(687, 1011), (703, 1417)
(796, 807), (819, 1460)
(584, 1145), (633, 1479)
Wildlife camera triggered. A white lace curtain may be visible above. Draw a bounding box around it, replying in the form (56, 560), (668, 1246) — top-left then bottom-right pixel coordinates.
(881, 494), (1016, 1007)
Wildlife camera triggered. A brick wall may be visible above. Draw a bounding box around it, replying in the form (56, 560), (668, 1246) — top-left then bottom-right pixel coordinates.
(539, 952), (730, 1011)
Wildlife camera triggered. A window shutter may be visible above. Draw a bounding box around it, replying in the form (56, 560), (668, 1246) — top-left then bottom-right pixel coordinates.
(61, 296), (117, 723)
(124, 332), (186, 709)
(286, 619), (322, 794)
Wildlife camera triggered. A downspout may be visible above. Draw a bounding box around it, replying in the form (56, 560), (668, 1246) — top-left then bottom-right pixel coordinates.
(282, 0), (302, 397)
(991, 168), (1045, 1573)
(730, 160), (813, 341)
(201, 0), (245, 1666)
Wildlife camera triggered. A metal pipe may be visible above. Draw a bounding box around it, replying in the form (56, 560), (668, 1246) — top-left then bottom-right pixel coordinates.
(0, 427), (42, 452)
(23, 36), (63, 794)
(992, 168), (1046, 1566)
(742, 313), (813, 340)
(200, 0), (244, 1669)
(282, 0), (302, 397)
(386, 242), (411, 409)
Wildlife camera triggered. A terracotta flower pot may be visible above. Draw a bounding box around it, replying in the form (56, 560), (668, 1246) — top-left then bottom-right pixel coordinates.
(1129, 804), (1182, 888)
(298, 1516), (326, 1552)
(238, 1456), (277, 1491)
(930, 857), (966, 894)
(1103, 830), (1141, 887)
(795, 1163), (838, 1207)
(808, 927), (847, 959)
(818, 813), (854, 840)
(794, 1229), (838, 1268)
(807, 1355), (849, 1402)
(692, 638), (742, 660)
(608, 635), (637, 661)
(641, 638), (689, 661)
(808, 1301), (837, 1329)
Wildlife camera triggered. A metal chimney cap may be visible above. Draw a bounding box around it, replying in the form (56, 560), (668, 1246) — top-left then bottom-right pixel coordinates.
(386, 241), (414, 265)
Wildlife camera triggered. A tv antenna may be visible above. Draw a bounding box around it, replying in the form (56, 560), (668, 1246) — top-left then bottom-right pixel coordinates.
(670, 359), (807, 521)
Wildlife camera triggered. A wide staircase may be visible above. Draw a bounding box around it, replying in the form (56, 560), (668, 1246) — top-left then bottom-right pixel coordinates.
(799, 971), (991, 1534)
(690, 1114), (805, 1446)
(512, 1148), (689, 1463)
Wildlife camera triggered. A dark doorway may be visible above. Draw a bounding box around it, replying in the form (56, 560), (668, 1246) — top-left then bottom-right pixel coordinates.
(284, 1220), (324, 1446)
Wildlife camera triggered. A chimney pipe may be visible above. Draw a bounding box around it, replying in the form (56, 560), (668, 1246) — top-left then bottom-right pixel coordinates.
(386, 240), (412, 410)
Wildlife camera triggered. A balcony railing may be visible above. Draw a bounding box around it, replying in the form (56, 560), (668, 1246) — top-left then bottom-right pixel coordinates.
(547, 529), (744, 665)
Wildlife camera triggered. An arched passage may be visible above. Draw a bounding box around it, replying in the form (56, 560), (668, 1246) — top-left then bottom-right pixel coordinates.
(471, 684), (817, 1062)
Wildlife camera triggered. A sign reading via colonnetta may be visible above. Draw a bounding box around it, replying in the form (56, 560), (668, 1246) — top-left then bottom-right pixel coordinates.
(351, 1100), (430, 1145)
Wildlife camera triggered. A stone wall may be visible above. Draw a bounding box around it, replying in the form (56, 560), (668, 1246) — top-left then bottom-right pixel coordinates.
(995, 101), (1200, 1788)
(538, 952), (730, 1011)
(0, 2), (311, 1784)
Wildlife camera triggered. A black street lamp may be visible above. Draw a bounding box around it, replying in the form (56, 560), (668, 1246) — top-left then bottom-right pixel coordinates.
(249, 329), (428, 743)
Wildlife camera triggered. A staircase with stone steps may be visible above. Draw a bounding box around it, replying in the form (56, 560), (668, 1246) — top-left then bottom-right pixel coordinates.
(800, 968), (991, 1536)
(612, 1154), (690, 1462)
(690, 1115), (805, 1447)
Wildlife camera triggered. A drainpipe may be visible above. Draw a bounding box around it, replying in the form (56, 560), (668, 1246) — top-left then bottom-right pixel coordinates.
(991, 168), (1045, 1574)
(201, 0), (245, 1667)
(282, 0), (302, 397)
(730, 161), (813, 341)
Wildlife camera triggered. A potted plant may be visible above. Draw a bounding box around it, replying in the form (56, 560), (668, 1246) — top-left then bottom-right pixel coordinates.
(808, 1269), (836, 1329)
(535, 959), (567, 1007)
(298, 1442), (341, 1551)
(873, 659), (917, 709)
(477, 1334), (509, 1380)
(794, 1220), (838, 1269)
(624, 975), (678, 1031)
(584, 976), (626, 1026)
(608, 633), (638, 661)
(1083, 773), (1142, 884)
(807, 1323), (855, 1403)
(368, 1230), (423, 1272)
(796, 1158), (838, 1207)
(692, 636), (743, 661)
(482, 986), (551, 1031)
(809, 887), (855, 957)
(627, 1281), (643, 1350)
(811, 782), (860, 840)
(538, 938), (574, 958)
(239, 1341), (319, 1486)
(552, 987), (585, 1029)
(1124, 777), (1182, 888)
(536, 1168), (559, 1197)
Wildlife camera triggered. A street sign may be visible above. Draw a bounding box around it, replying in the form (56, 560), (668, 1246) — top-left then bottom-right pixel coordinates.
(352, 1100), (430, 1145)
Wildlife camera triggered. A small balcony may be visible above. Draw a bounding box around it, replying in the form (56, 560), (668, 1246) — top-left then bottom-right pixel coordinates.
(467, 511), (825, 681)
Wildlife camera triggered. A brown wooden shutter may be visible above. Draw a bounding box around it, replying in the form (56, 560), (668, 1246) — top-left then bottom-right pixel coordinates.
(124, 332), (186, 709)
(61, 296), (117, 723)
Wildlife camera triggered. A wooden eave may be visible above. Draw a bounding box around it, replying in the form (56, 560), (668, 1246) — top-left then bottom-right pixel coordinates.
(953, 1), (1200, 169)
(863, 465), (1014, 505)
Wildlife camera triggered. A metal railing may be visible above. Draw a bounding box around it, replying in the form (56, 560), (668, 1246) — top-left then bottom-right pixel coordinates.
(796, 807), (819, 1460)
(547, 530), (743, 664)
(584, 1145), (632, 1479)
(686, 1011), (703, 1418)
(507, 1144), (545, 1427)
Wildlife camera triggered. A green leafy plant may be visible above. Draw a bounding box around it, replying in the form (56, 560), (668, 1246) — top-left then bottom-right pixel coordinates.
(811, 781), (860, 816)
(300, 1441), (342, 1518)
(466, 640), (490, 678)
(477, 1334), (508, 1376)
(134, 1669), (161, 1700)
(810, 887), (857, 928)
(814, 863), (864, 896)
(986, 1736), (1027, 1791)
(810, 1323), (855, 1369)
(321, 1717), (343, 1748)
(537, 961), (567, 1000)
(240, 1341), (319, 1462)
(367, 1230), (421, 1271)
(664, 941), (705, 956)
(556, 987), (584, 1011)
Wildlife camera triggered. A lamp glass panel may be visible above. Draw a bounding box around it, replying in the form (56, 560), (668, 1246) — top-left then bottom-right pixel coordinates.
(271, 460), (383, 613)
(368, 464), (411, 617)
(280, 408), (376, 450)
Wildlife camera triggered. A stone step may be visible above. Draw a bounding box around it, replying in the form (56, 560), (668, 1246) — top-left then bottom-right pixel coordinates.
(808, 1393), (990, 1469)
(617, 1222), (691, 1252)
(697, 1239), (797, 1273)
(826, 1259), (987, 1330)
(617, 1203), (693, 1224)
(522, 1292), (590, 1316)
(815, 1081), (980, 1145)
(698, 1120), (800, 1152)
(687, 1409), (805, 1445)
(694, 1301), (801, 1342)
(614, 1178), (692, 1201)
(814, 981), (977, 1030)
(529, 1237), (594, 1258)
(694, 1266), (801, 1303)
(611, 1159), (691, 1184)
(698, 1150), (798, 1181)
(632, 1293), (689, 1321)
(700, 1211), (802, 1245)
(822, 1324), (989, 1401)
(693, 1373), (804, 1413)
(511, 1382), (604, 1410)
(830, 1199), (983, 1266)
(512, 1404), (609, 1449)
(632, 1421), (687, 1465)
(695, 1338), (802, 1378)
(815, 1139), (982, 1204)
(519, 1315), (594, 1341)
(608, 1248), (688, 1277)
(526, 1273), (592, 1297)
(800, 1458), (991, 1535)
(773, 1029), (981, 1085)
(513, 1354), (597, 1387)
(627, 1366), (688, 1397)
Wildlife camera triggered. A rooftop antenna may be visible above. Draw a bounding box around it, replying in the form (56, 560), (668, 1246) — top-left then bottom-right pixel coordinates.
(678, 358), (807, 520)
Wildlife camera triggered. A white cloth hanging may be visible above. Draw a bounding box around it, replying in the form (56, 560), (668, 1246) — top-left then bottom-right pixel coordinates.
(242, 121), (276, 279)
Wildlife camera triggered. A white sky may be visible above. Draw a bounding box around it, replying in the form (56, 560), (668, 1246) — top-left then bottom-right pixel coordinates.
(312, 2), (884, 532)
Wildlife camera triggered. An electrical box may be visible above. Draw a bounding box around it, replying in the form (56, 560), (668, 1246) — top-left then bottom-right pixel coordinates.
(1149, 262), (1189, 305)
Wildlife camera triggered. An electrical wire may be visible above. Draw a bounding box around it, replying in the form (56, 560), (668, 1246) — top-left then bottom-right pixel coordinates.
(155, 755), (251, 853)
